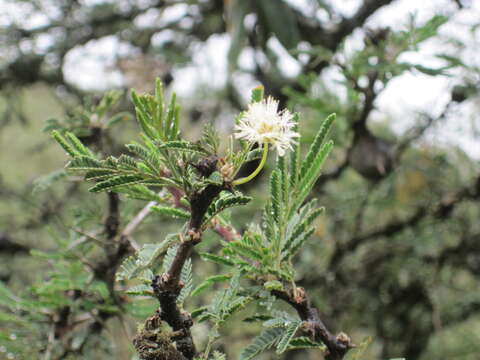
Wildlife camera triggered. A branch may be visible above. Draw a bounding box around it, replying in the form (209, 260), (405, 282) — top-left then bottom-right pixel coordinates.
(149, 166), (229, 359)
(105, 192), (120, 240)
(330, 175), (480, 269)
(0, 233), (30, 255)
(297, 0), (395, 72)
(121, 201), (158, 251)
(272, 288), (354, 360)
(395, 101), (453, 163)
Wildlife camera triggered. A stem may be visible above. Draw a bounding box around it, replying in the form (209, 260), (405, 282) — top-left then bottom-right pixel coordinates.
(232, 143), (269, 186)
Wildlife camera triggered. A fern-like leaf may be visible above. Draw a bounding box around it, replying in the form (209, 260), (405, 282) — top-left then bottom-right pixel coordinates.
(293, 140), (333, 211)
(299, 113), (335, 178)
(64, 132), (94, 157)
(200, 253), (235, 267)
(126, 284), (154, 296)
(287, 336), (326, 350)
(157, 140), (207, 155)
(270, 169), (282, 222)
(276, 321), (302, 354)
(67, 156), (103, 171)
(191, 274), (232, 297)
(283, 207), (324, 253)
(116, 256), (138, 281)
(212, 194), (252, 215)
(52, 130), (79, 157)
(89, 175), (145, 192)
(151, 206), (190, 219)
(177, 258), (193, 305)
(282, 227), (315, 261)
(240, 326), (284, 360)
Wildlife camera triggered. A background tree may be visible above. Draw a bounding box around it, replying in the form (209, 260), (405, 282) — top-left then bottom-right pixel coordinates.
(1, 0), (479, 359)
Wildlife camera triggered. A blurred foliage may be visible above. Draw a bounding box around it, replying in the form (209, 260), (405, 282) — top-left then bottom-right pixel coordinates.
(1, 0), (480, 360)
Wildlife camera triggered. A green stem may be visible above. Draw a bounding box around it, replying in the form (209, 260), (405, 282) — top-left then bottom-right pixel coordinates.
(232, 143), (269, 186)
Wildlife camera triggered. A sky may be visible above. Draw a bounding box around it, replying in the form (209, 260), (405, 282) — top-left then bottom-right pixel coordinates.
(1, 0), (479, 159)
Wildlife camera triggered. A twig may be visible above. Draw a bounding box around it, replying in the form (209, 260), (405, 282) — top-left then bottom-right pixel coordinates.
(150, 179), (228, 359)
(272, 288), (354, 360)
(330, 175), (480, 269)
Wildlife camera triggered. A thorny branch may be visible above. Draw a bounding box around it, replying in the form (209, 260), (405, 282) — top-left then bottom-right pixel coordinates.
(147, 158), (229, 360)
(272, 288), (354, 360)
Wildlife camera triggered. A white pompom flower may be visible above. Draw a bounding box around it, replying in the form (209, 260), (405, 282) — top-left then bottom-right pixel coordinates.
(234, 97), (299, 156)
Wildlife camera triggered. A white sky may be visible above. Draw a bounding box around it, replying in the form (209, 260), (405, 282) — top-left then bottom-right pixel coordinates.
(1, 0), (479, 159)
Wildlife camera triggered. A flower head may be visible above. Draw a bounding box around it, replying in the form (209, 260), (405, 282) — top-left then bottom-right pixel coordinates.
(234, 97), (299, 156)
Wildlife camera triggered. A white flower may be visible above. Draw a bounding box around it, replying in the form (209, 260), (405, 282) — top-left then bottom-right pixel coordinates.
(234, 97), (299, 156)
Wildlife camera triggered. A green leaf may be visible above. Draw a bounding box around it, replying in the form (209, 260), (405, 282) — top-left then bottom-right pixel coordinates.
(240, 326), (284, 360)
(277, 155), (288, 205)
(132, 90), (159, 140)
(52, 130), (78, 157)
(276, 321), (302, 354)
(246, 147), (264, 161)
(137, 235), (179, 268)
(177, 258), (193, 305)
(33, 169), (67, 192)
(293, 140), (333, 211)
(162, 244), (178, 273)
(84, 169), (118, 181)
(289, 114), (300, 187)
(263, 280), (283, 291)
(200, 253), (235, 267)
(157, 140), (208, 155)
(89, 175), (145, 192)
(165, 93), (179, 140)
(116, 256), (138, 281)
(282, 227), (315, 261)
(287, 336), (326, 350)
(64, 132), (94, 157)
(413, 15), (448, 44)
(154, 78), (164, 132)
(283, 207), (324, 254)
(126, 143), (150, 160)
(250, 85), (264, 103)
(126, 284), (154, 296)
(191, 274), (232, 297)
(151, 205), (190, 219)
(213, 194), (252, 215)
(117, 154), (138, 170)
(0, 281), (21, 308)
(107, 111), (133, 127)
(116, 234), (179, 281)
(300, 113), (335, 178)
(211, 351), (227, 360)
(270, 169), (281, 223)
(228, 239), (263, 262)
(122, 185), (164, 202)
(67, 156), (104, 172)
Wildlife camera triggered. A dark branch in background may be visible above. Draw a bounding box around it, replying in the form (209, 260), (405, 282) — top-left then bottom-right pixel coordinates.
(241, 0), (395, 106)
(395, 100), (454, 163)
(1, 0), (226, 97)
(330, 175), (480, 270)
(0, 233), (30, 255)
(105, 192), (120, 240)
